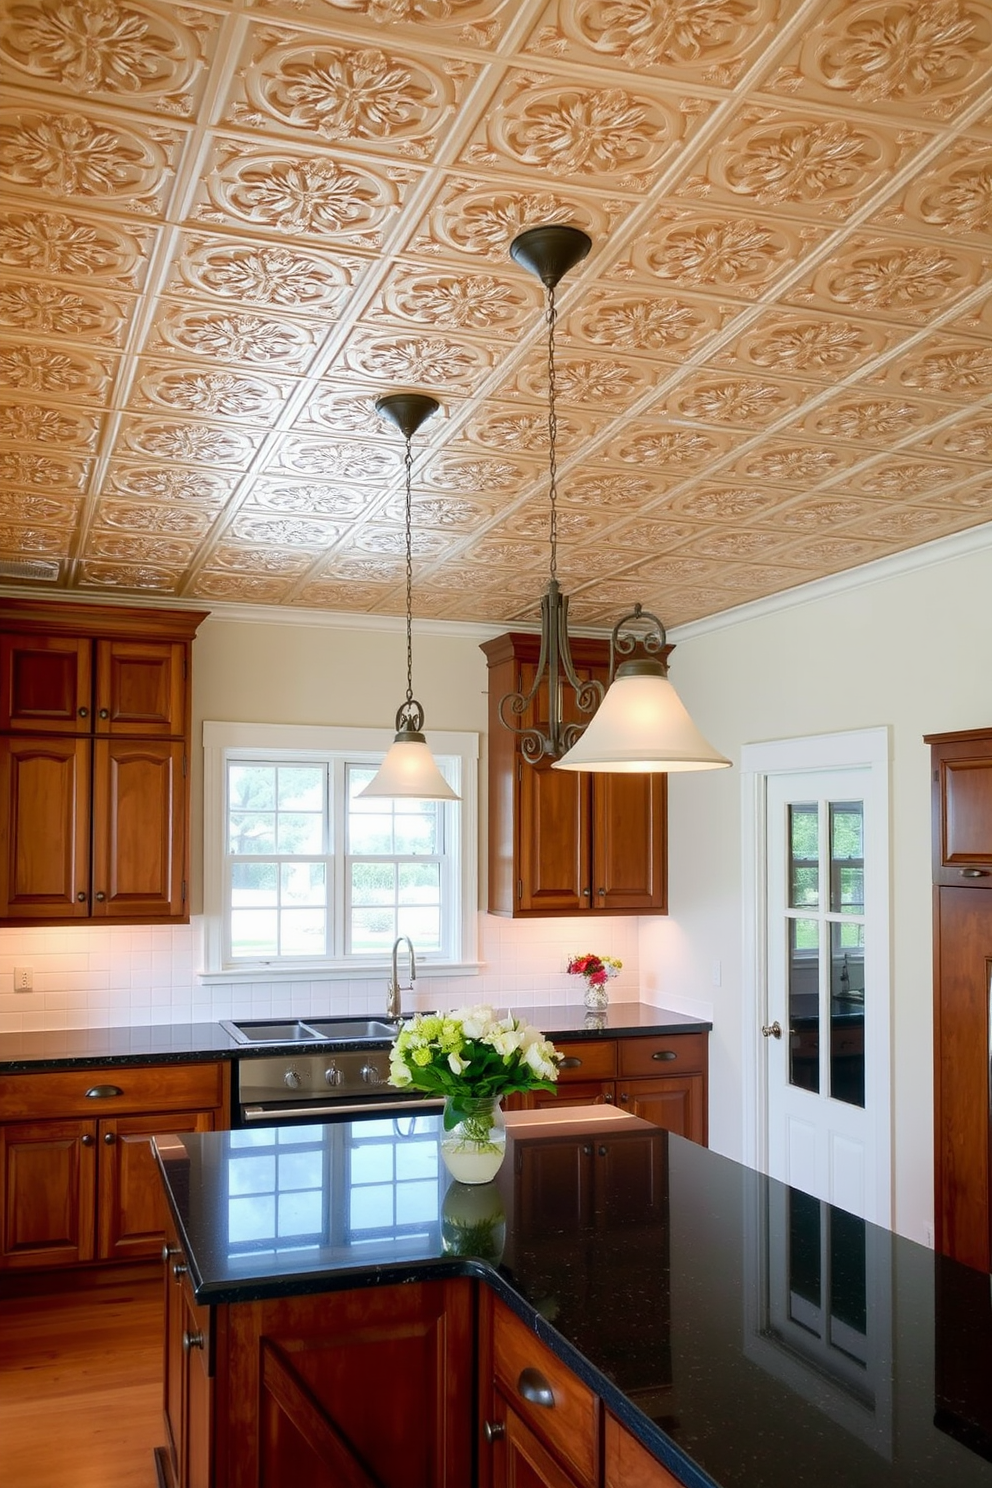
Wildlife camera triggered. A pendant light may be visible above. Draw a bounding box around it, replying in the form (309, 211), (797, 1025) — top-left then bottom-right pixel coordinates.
(501, 224), (730, 776)
(357, 393), (459, 801)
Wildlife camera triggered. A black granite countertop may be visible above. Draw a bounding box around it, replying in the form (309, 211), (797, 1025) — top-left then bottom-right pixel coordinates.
(0, 1001), (709, 1072)
(154, 1113), (992, 1488)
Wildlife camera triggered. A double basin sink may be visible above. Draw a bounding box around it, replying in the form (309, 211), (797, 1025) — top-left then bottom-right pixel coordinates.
(222, 1016), (402, 1046)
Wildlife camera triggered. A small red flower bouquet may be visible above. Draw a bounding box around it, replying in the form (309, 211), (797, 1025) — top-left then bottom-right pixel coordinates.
(567, 953), (621, 1009)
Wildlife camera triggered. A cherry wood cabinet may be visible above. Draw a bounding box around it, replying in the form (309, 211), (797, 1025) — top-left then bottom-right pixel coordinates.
(927, 728), (992, 1271)
(481, 634), (667, 918)
(604, 1413), (684, 1488)
(163, 1220), (214, 1488)
(0, 1061), (228, 1271)
(508, 1033), (708, 1146)
(0, 599), (206, 925)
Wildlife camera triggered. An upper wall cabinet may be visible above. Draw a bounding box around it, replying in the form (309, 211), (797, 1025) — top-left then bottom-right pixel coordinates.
(0, 600), (207, 927)
(481, 633), (667, 918)
(927, 729), (992, 889)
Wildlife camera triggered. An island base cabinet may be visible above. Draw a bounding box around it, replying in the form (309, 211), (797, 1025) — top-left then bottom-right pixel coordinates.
(604, 1413), (684, 1488)
(217, 1279), (474, 1488)
(492, 1399), (587, 1488)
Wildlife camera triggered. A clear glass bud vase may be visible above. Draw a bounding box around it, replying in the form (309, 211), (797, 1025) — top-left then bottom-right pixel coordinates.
(439, 1096), (506, 1184)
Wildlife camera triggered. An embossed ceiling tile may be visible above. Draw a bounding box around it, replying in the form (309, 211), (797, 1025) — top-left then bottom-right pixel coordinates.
(456, 68), (710, 190)
(0, 276), (133, 346)
(595, 423), (735, 471)
(796, 391), (938, 446)
(115, 415), (264, 466)
(227, 24), (476, 162)
(707, 308), (897, 379)
(0, 450), (88, 489)
(510, 347), (660, 408)
(128, 359), (295, 422)
(770, 533), (892, 569)
(623, 555), (723, 586)
(509, 500), (620, 543)
(317, 557), (403, 584)
(0, 0), (220, 117)
(0, 519), (70, 555)
(104, 459), (237, 503)
(420, 452), (538, 495)
(145, 301), (323, 369)
(247, 0), (517, 36)
(666, 481), (793, 523)
(558, 470), (671, 509)
(93, 499), (214, 536)
(408, 176), (632, 268)
(618, 205), (825, 298)
(783, 233), (990, 322)
(273, 433), (402, 481)
(752, 495), (880, 532)
(78, 559), (181, 591)
(866, 334), (992, 401)
(680, 104), (926, 219)
(662, 370), (807, 427)
(521, 0), (782, 85)
(764, 0), (992, 121)
(874, 136), (992, 242)
(293, 580), (386, 611)
(381, 494), (498, 530)
(468, 536), (548, 570)
(230, 512), (342, 548)
(574, 520), (697, 559)
(728, 440), (859, 487)
(0, 205), (155, 287)
(0, 105), (185, 214)
(82, 531), (195, 566)
(844, 504), (978, 542)
(248, 478), (369, 521)
(0, 399), (100, 450)
(0, 489), (82, 526)
(563, 285), (728, 359)
(292, 385), (392, 436)
(340, 328), (496, 390)
(840, 454), (982, 498)
(679, 527), (793, 560)
(916, 414), (992, 459)
(947, 284), (992, 336)
(210, 544), (313, 576)
(351, 524), (455, 558)
(0, 339), (116, 401)
(929, 479), (992, 510)
(191, 137), (414, 246)
(364, 259), (541, 338)
(698, 562), (808, 592)
(456, 402), (607, 454)
(190, 570), (297, 602)
(166, 230), (362, 314)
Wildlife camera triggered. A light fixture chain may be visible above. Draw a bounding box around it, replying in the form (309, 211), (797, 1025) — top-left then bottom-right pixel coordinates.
(546, 278), (559, 581)
(403, 433), (414, 707)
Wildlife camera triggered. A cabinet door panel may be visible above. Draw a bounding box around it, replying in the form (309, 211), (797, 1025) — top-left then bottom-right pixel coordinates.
(98, 1109), (215, 1262)
(92, 738), (185, 919)
(518, 761), (589, 914)
(930, 736), (992, 887)
(513, 1082), (615, 1113)
(604, 1413), (684, 1488)
(593, 773), (667, 912)
(0, 1118), (96, 1267)
(493, 1301), (598, 1488)
(95, 639), (186, 736)
(0, 735), (90, 919)
(617, 1076), (706, 1145)
(0, 634), (90, 732)
(493, 1399), (584, 1488)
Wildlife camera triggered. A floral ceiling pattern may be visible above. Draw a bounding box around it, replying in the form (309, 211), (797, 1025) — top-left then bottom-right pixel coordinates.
(2, 0), (992, 626)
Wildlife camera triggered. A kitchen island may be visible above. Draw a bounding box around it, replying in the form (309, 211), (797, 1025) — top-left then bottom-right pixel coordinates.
(155, 1110), (992, 1488)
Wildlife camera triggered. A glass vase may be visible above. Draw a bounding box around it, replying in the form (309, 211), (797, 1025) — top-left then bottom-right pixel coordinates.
(440, 1096), (506, 1184)
(583, 979), (609, 1011)
(441, 1181), (506, 1262)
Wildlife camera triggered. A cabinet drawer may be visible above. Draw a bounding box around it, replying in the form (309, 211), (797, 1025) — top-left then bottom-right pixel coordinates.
(617, 1033), (707, 1079)
(555, 1039), (616, 1083)
(493, 1301), (599, 1488)
(0, 1061), (226, 1120)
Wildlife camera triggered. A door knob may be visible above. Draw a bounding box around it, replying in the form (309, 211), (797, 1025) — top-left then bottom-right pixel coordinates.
(761, 1021), (782, 1039)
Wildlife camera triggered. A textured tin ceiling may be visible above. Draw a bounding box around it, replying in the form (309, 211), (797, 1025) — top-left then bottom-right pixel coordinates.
(2, 0), (992, 628)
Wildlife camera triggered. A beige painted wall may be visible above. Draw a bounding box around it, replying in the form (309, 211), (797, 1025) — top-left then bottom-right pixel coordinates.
(644, 538), (992, 1244)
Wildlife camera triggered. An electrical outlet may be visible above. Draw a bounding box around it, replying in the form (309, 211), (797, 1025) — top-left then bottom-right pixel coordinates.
(13, 966), (32, 992)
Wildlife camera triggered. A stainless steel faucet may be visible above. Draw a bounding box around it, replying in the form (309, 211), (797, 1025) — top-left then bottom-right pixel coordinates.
(387, 935), (416, 1020)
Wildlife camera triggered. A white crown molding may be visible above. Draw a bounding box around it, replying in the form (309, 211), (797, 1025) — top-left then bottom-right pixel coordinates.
(669, 518), (992, 644)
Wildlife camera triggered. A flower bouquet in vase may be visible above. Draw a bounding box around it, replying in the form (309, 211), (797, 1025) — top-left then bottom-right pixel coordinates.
(388, 1006), (560, 1183)
(567, 953), (622, 1011)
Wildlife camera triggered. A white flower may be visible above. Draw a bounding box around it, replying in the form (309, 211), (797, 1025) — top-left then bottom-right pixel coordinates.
(447, 1050), (469, 1075)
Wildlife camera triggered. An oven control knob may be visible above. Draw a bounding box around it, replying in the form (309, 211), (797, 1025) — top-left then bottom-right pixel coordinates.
(284, 1068), (303, 1090)
(324, 1065), (343, 1087)
(361, 1062), (383, 1086)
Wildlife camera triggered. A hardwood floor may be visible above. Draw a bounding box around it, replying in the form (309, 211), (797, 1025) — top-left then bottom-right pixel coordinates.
(0, 1276), (164, 1488)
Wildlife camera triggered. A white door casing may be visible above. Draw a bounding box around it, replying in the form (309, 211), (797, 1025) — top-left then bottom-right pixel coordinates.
(741, 729), (891, 1228)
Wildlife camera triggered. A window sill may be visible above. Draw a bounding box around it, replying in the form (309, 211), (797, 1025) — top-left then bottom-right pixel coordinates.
(197, 960), (483, 986)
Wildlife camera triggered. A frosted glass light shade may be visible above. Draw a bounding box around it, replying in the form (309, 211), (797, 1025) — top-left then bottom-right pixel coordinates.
(553, 666), (731, 774)
(357, 733), (460, 800)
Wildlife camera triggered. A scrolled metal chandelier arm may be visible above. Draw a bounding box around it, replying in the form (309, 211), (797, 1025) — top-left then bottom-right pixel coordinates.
(609, 603), (670, 680)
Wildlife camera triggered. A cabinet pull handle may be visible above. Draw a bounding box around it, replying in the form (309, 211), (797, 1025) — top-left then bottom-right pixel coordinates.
(85, 1084), (123, 1099)
(517, 1369), (555, 1409)
(77, 892), (87, 902)
(95, 891), (106, 902)
(103, 1131), (116, 1145)
(78, 706), (88, 718)
(651, 1050), (677, 1062)
(80, 1133), (94, 1146)
(960, 868), (990, 877)
(559, 1056), (583, 1070)
(483, 1421), (505, 1443)
(182, 1331), (204, 1353)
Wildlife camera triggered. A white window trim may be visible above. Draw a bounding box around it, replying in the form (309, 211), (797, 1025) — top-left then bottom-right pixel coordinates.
(200, 720), (479, 984)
